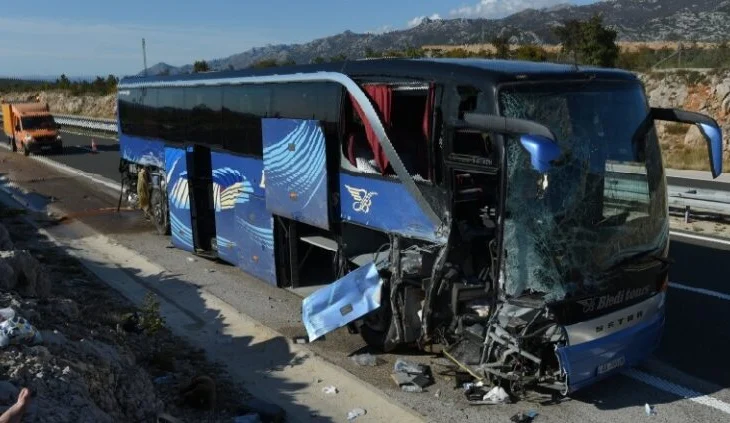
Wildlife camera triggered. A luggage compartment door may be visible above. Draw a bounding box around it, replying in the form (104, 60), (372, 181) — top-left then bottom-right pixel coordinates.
(262, 119), (330, 230)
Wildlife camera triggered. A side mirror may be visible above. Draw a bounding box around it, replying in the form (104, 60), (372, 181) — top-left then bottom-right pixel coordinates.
(462, 112), (562, 173)
(638, 108), (724, 179)
(520, 135), (562, 173)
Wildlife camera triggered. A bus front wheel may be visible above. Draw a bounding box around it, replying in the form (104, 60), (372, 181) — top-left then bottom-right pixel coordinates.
(150, 188), (170, 236)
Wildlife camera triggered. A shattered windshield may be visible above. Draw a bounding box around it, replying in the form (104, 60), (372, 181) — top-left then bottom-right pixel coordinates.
(499, 80), (668, 302)
(21, 116), (56, 131)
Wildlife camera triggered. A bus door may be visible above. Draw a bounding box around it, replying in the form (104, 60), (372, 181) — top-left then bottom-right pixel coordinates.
(165, 145), (195, 252)
(186, 144), (217, 255)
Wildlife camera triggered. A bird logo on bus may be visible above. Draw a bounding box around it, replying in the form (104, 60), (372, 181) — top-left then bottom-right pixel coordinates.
(345, 185), (377, 213)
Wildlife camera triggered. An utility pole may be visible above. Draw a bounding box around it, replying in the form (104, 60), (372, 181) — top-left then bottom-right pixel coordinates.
(142, 38), (148, 76)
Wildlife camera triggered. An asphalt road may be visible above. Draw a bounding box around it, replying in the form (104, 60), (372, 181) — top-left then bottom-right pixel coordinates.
(2, 137), (730, 422)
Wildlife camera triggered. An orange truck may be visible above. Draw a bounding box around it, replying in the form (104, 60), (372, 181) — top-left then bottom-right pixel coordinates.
(2, 101), (63, 156)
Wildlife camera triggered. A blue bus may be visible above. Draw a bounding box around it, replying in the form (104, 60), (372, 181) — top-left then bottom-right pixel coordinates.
(116, 59), (723, 397)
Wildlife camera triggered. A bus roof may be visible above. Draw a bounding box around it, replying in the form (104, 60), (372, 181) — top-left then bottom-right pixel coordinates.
(120, 58), (637, 87)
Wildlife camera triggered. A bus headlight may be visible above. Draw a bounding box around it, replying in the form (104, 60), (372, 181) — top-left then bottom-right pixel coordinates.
(24, 134), (33, 142)
(56, 135), (62, 141)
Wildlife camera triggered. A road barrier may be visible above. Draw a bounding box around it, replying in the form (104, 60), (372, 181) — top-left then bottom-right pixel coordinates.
(0, 113), (117, 133)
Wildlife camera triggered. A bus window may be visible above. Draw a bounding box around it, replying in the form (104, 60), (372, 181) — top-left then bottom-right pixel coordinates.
(118, 88), (143, 137)
(157, 87), (186, 143)
(141, 88), (159, 139)
(222, 85), (270, 157)
(343, 83), (434, 181)
(185, 86), (223, 147)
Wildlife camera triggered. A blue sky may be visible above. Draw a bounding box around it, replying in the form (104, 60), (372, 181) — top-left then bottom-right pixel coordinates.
(0, 0), (598, 78)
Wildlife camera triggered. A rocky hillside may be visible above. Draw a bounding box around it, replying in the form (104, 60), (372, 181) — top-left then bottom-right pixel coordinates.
(140, 0), (730, 74)
(0, 91), (116, 119)
(641, 69), (730, 169)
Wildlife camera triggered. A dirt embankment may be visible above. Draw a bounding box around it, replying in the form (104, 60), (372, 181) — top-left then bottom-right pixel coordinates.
(0, 206), (253, 422)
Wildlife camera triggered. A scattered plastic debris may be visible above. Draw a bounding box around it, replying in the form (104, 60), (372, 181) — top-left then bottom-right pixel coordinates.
(483, 386), (510, 404)
(322, 385), (338, 395)
(351, 353), (378, 367)
(347, 408), (366, 421)
(510, 410), (538, 422)
(435, 389), (441, 398)
(645, 403), (657, 416)
(0, 308), (43, 348)
(391, 358), (432, 393)
(393, 358), (426, 375)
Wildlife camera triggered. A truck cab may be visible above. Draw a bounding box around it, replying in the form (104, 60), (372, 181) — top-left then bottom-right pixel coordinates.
(2, 101), (63, 156)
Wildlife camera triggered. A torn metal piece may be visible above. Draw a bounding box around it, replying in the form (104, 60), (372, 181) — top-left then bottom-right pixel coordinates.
(301, 263), (384, 342)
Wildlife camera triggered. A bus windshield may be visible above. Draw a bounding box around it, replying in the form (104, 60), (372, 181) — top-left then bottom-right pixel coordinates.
(498, 80), (668, 302)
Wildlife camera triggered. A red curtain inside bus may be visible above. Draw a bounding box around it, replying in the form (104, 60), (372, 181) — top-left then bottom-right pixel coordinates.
(350, 84), (392, 174)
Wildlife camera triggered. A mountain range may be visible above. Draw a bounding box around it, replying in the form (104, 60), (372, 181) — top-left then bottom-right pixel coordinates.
(139, 0), (730, 76)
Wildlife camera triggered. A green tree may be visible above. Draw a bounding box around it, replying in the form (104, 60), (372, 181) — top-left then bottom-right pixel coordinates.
(58, 74), (71, 90)
(492, 36), (511, 59)
(312, 56), (326, 64)
(580, 15), (619, 67)
(193, 60), (210, 73)
(364, 47), (379, 58)
(329, 53), (347, 62)
(553, 15), (619, 67)
(280, 59), (296, 66)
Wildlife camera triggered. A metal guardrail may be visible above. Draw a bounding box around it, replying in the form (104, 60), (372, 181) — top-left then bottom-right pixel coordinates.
(0, 114), (117, 133)
(669, 184), (730, 218)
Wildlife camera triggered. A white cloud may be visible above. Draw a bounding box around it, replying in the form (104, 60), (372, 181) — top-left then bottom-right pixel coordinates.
(407, 14), (442, 28)
(449, 0), (575, 19)
(0, 16), (279, 77)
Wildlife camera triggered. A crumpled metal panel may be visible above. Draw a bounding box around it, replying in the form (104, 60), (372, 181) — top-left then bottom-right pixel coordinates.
(301, 262), (384, 342)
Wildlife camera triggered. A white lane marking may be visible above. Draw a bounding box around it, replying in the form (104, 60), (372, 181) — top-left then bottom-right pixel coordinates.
(0, 142), (121, 193)
(669, 282), (730, 301)
(623, 368), (730, 415)
(670, 230), (730, 247)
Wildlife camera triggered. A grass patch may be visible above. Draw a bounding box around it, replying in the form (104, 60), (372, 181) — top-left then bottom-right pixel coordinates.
(663, 144), (730, 171)
(664, 123), (689, 135)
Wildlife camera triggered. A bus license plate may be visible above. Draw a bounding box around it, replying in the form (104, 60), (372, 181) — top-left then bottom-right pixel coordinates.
(597, 356), (625, 375)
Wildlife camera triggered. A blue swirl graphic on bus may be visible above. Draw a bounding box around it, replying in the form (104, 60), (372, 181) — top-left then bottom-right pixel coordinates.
(212, 167), (254, 211)
(262, 119), (329, 230)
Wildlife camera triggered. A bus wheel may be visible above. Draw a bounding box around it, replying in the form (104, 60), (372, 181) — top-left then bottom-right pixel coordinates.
(150, 188), (170, 236)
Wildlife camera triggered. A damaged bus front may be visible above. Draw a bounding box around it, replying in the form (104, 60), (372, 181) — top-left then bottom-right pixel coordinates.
(303, 71), (724, 397)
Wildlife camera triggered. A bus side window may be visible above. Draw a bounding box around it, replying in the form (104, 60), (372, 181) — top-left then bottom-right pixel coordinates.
(342, 83), (436, 182)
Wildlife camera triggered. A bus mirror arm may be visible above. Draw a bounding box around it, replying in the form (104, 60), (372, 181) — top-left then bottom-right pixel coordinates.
(633, 108), (723, 179)
(461, 113), (562, 173)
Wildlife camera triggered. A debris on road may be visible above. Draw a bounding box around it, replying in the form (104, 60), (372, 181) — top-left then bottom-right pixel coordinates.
(351, 352), (378, 367)
(645, 403), (658, 416)
(391, 358), (432, 393)
(347, 407), (367, 420)
(322, 385), (338, 395)
(510, 409), (538, 422)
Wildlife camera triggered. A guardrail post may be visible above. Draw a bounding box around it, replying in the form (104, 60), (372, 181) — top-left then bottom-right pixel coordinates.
(684, 205), (691, 224)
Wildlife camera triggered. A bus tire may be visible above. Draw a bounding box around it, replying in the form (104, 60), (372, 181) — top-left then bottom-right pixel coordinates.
(150, 188), (170, 236)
